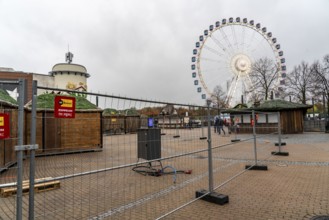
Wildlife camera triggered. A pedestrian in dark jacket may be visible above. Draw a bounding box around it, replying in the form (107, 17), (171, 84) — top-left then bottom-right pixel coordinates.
(214, 116), (219, 133)
(218, 118), (225, 135)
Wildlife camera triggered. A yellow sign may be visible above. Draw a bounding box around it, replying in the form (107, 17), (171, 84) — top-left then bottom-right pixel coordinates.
(0, 116), (3, 126)
(59, 99), (73, 108)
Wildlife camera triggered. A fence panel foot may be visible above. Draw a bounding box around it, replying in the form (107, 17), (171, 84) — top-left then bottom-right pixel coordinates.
(245, 165), (268, 170)
(195, 189), (229, 205)
(271, 151), (289, 156)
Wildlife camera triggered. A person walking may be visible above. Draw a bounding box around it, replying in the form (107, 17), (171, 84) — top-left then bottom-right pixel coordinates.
(218, 117), (226, 135)
(214, 116), (219, 133)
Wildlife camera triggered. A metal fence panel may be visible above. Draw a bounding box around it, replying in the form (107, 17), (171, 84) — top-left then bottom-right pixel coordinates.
(0, 84), (287, 219)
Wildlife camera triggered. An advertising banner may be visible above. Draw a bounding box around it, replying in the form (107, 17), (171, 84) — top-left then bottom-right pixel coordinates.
(54, 96), (76, 118)
(0, 113), (10, 139)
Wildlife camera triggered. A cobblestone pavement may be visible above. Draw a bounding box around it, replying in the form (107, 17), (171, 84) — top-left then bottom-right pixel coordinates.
(0, 130), (328, 220)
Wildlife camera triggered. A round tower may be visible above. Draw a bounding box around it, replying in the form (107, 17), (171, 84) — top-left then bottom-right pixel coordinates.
(49, 52), (90, 92)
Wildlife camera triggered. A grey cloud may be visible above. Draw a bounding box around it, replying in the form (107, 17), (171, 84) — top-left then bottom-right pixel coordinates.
(0, 0), (328, 105)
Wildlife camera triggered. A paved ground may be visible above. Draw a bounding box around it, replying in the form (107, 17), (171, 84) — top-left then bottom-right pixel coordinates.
(0, 129), (328, 220)
(163, 132), (329, 220)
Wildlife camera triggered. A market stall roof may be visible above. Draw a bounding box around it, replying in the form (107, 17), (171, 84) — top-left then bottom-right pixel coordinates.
(222, 99), (312, 114)
(24, 93), (101, 112)
(0, 89), (18, 107)
(253, 99), (312, 111)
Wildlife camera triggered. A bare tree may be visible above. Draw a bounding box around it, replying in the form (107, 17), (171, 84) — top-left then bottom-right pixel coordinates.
(312, 54), (329, 116)
(249, 58), (280, 101)
(211, 85), (227, 108)
(285, 61), (315, 104)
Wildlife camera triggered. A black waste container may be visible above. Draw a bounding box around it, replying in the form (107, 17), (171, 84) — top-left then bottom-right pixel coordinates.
(137, 128), (161, 160)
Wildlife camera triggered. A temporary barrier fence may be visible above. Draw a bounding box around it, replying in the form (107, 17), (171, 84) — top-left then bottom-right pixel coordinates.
(0, 82), (286, 219)
(0, 79), (26, 220)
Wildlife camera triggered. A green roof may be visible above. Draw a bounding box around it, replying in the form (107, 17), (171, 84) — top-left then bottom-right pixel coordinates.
(232, 103), (248, 109)
(33, 93), (99, 110)
(223, 99), (312, 113)
(103, 107), (139, 116)
(0, 89), (18, 106)
(103, 108), (119, 115)
(254, 99), (312, 111)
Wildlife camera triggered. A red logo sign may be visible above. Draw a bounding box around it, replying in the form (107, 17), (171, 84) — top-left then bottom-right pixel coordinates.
(54, 96), (76, 118)
(0, 113), (10, 139)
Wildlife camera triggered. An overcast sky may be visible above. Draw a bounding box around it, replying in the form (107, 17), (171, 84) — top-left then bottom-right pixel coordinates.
(1, 0), (328, 105)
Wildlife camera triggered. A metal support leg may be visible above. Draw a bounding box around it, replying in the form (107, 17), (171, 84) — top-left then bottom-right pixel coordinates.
(246, 110), (267, 170)
(195, 100), (229, 205)
(272, 111), (289, 156)
(16, 79), (25, 220)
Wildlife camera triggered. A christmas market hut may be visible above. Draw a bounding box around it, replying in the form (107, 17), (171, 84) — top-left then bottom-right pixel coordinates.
(25, 93), (103, 155)
(0, 89), (19, 172)
(223, 99), (312, 134)
(102, 107), (141, 135)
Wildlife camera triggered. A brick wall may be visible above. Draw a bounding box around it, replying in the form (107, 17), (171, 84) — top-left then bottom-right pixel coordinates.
(0, 71), (33, 104)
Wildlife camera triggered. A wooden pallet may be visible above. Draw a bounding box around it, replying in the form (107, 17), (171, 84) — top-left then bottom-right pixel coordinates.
(0, 178), (60, 198)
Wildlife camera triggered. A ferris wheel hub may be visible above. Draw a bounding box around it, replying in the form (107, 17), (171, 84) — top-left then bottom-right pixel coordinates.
(231, 54), (251, 76)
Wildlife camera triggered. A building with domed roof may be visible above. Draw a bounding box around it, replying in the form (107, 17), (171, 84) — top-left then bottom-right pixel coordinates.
(0, 51), (91, 102)
(48, 52), (90, 93)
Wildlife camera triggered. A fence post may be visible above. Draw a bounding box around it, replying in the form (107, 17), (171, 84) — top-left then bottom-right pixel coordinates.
(195, 100), (229, 205)
(252, 110), (257, 165)
(272, 111), (289, 156)
(200, 114), (207, 140)
(29, 80), (38, 220)
(173, 120), (180, 138)
(206, 100), (214, 193)
(245, 110), (267, 170)
(16, 79), (25, 220)
(231, 117), (240, 142)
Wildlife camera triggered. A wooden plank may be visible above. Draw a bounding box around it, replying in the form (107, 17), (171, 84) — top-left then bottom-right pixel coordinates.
(0, 178), (60, 198)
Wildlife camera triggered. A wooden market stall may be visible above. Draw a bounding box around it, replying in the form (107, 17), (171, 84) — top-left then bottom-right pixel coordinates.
(25, 94), (103, 155)
(224, 100), (312, 134)
(102, 115), (141, 135)
(0, 90), (19, 172)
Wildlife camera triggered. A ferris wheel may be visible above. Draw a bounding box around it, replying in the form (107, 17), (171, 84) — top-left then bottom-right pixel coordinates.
(191, 17), (286, 107)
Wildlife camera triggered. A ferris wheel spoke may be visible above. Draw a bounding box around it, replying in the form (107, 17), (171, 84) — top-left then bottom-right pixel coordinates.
(226, 76), (237, 99)
(245, 36), (268, 57)
(244, 74), (255, 93)
(200, 56), (226, 64)
(199, 66), (229, 74)
(244, 27), (257, 52)
(199, 66), (231, 80)
(244, 74), (259, 102)
(240, 25), (246, 53)
(251, 39), (270, 61)
(202, 45), (225, 57)
(200, 53), (232, 64)
(226, 74), (240, 105)
(208, 35), (233, 56)
(243, 35), (270, 63)
(219, 28), (236, 55)
(199, 66), (231, 94)
(230, 25), (239, 52)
